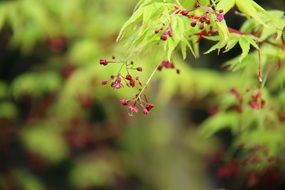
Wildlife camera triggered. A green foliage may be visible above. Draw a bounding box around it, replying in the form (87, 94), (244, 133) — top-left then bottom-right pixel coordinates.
(0, 81), (8, 98)
(118, 0), (285, 168)
(21, 122), (68, 163)
(11, 71), (62, 98)
(12, 170), (45, 190)
(0, 0), (285, 189)
(70, 156), (120, 188)
(0, 101), (18, 119)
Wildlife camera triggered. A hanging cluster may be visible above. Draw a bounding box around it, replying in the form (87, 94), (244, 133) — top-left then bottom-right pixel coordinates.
(248, 91), (266, 110)
(154, 2), (225, 42)
(157, 60), (180, 74)
(99, 56), (154, 115)
(174, 3), (224, 36)
(100, 57), (143, 90)
(155, 26), (174, 41)
(120, 98), (154, 115)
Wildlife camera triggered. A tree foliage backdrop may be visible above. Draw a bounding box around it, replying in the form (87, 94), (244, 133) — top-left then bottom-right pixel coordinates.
(0, 0), (285, 190)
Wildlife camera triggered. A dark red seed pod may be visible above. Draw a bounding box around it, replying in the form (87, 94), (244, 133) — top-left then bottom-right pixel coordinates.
(157, 65), (163, 71)
(160, 34), (168, 41)
(167, 30), (174, 37)
(146, 103), (154, 111)
(100, 59), (108, 66)
(191, 21), (197, 27)
(199, 17), (205, 23)
(136, 67), (143, 72)
(261, 99), (266, 108)
(101, 80), (108, 85)
(181, 10), (189, 16)
(194, 2), (200, 8)
(126, 74), (132, 80)
(129, 80), (135, 87)
(120, 99), (129, 106)
(176, 69), (180, 74)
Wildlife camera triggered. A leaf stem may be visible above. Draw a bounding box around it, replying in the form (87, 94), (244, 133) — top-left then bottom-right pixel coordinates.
(136, 63), (160, 100)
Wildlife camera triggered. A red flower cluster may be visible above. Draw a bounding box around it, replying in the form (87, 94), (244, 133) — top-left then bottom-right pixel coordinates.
(229, 87), (244, 113)
(248, 90), (266, 110)
(99, 56), (154, 115)
(120, 99), (154, 115)
(155, 27), (174, 41)
(174, 3), (224, 34)
(216, 160), (239, 178)
(157, 60), (180, 74)
(100, 57), (143, 90)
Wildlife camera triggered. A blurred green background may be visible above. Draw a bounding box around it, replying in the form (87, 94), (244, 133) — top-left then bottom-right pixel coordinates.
(0, 0), (284, 190)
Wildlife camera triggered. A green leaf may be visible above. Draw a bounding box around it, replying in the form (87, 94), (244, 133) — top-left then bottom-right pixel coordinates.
(238, 130), (284, 155)
(199, 0), (210, 6)
(21, 123), (68, 163)
(13, 170), (45, 190)
(200, 112), (240, 137)
(240, 20), (255, 33)
(224, 35), (239, 52)
(117, 6), (144, 41)
(238, 37), (250, 62)
(235, 0), (268, 27)
(179, 0), (196, 10)
(70, 158), (118, 188)
(0, 82), (8, 99)
(216, 0), (235, 13)
(0, 6), (7, 30)
(180, 40), (187, 59)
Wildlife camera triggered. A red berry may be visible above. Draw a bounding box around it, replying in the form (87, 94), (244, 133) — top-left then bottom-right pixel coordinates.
(191, 21), (197, 27)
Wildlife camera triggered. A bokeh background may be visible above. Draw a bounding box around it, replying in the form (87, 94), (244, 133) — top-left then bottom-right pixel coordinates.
(0, 0), (284, 190)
